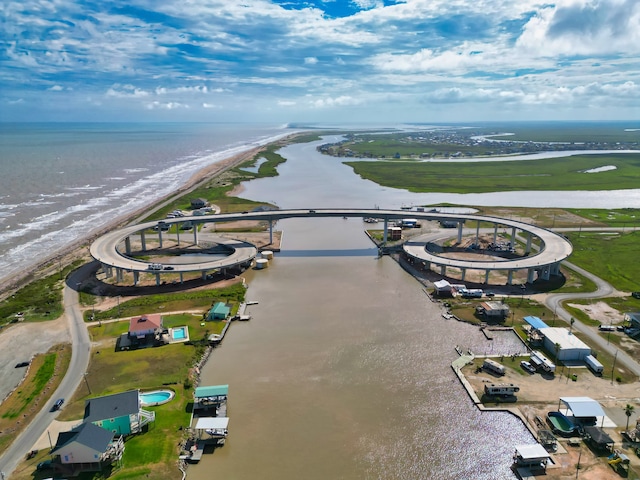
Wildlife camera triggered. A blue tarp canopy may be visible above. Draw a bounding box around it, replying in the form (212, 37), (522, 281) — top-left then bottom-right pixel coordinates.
(195, 385), (228, 398)
(524, 316), (549, 330)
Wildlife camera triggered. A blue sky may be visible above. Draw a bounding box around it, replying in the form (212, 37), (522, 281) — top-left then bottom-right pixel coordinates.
(2, 0), (639, 123)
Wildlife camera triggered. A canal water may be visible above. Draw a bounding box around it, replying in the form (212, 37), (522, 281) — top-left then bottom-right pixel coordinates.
(191, 138), (536, 479)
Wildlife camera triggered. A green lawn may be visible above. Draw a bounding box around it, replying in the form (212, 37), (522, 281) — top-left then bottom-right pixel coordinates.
(345, 153), (640, 193)
(566, 230), (640, 292)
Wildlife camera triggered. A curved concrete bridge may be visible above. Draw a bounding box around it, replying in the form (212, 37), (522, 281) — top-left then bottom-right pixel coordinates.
(90, 208), (572, 285)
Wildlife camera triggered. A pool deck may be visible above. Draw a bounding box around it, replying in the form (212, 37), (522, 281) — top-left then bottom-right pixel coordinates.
(168, 326), (190, 344)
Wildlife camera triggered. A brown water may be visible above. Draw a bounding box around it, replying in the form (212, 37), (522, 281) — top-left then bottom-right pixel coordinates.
(190, 218), (532, 480)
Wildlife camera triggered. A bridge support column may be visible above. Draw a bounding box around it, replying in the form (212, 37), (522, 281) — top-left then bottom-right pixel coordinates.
(176, 228), (180, 246)
(552, 262), (561, 275)
(541, 267), (551, 281)
(141, 232), (146, 251)
(193, 224), (198, 245)
(202, 271), (207, 280)
(525, 233), (532, 254)
(485, 270), (490, 284)
(527, 268), (535, 284)
(180, 273), (184, 284)
(269, 220), (273, 244)
(383, 218), (388, 244)
(133, 271), (139, 285)
(457, 222), (463, 243)
(158, 230), (163, 249)
(101, 263), (109, 276)
(461, 268), (466, 281)
(125, 237), (131, 255)
(116, 268), (124, 283)
(155, 273), (161, 286)
(493, 224), (498, 243)
(507, 270), (514, 285)
(475, 221), (480, 247)
(440, 265), (446, 276)
(511, 227), (516, 246)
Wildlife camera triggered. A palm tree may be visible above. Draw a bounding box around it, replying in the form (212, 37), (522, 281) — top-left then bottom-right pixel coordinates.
(569, 317), (575, 334)
(625, 404), (635, 432)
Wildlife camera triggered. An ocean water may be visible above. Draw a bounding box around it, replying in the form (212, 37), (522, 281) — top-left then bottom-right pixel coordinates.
(0, 123), (292, 285)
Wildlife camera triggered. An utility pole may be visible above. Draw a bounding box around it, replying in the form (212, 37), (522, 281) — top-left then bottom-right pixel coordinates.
(611, 350), (618, 384)
(83, 373), (92, 394)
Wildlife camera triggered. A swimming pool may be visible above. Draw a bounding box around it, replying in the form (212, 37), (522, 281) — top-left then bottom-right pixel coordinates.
(172, 327), (187, 340)
(140, 389), (175, 406)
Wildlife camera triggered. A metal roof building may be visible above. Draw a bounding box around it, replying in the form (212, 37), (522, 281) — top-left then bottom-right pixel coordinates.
(540, 327), (591, 362)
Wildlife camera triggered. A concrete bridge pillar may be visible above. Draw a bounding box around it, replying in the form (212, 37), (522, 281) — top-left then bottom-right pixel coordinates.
(101, 263), (109, 276)
(155, 273), (161, 286)
(202, 271), (207, 280)
(541, 267), (551, 281)
(475, 221), (480, 247)
(485, 270), (490, 283)
(507, 270), (514, 285)
(440, 265), (446, 276)
(193, 224), (198, 245)
(461, 268), (466, 281)
(527, 268), (535, 284)
(116, 268), (124, 283)
(180, 273), (184, 284)
(457, 222), (463, 243)
(493, 224), (498, 243)
(551, 262), (561, 276)
(525, 233), (532, 254)
(269, 219), (274, 244)
(383, 218), (388, 244)
(511, 227), (516, 245)
(125, 237), (131, 255)
(141, 231), (146, 251)
(158, 229), (163, 249)
(133, 271), (139, 285)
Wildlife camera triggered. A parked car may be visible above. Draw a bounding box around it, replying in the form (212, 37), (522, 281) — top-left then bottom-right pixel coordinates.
(37, 460), (52, 470)
(632, 292), (640, 299)
(520, 361), (536, 374)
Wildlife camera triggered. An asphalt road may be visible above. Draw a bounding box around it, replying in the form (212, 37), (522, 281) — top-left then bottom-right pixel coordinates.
(0, 264), (93, 478)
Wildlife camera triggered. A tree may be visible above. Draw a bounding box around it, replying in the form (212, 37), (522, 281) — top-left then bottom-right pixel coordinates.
(625, 404), (635, 432)
(569, 317), (575, 334)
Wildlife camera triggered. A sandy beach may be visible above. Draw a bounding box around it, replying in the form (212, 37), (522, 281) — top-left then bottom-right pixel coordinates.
(0, 134), (299, 301)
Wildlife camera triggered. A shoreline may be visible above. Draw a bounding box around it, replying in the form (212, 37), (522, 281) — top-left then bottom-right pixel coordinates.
(0, 133), (302, 300)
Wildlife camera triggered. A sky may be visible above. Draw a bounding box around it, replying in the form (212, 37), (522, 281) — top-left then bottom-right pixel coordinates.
(2, 0), (640, 124)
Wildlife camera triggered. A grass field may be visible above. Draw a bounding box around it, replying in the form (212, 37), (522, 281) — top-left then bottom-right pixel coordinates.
(566, 230), (640, 292)
(345, 153), (640, 193)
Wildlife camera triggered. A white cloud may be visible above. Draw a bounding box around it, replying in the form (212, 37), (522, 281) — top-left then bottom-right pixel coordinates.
(48, 85), (64, 91)
(145, 101), (189, 110)
(304, 57), (318, 65)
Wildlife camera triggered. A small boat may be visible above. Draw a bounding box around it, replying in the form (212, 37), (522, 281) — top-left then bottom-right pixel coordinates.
(206, 428), (229, 439)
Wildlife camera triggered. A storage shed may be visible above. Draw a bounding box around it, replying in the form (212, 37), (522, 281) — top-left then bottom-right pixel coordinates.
(207, 302), (230, 320)
(541, 327), (591, 362)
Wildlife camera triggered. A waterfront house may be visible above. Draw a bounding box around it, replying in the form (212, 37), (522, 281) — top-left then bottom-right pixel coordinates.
(207, 302), (230, 320)
(52, 422), (125, 473)
(128, 314), (163, 340)
(477, 301), (510, 320)
(84, 390), (155, 435)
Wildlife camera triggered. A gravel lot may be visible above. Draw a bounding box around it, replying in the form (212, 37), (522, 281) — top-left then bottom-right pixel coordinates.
(0, 316), (69, 404)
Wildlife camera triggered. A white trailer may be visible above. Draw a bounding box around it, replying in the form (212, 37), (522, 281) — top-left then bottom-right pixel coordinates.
(484, 383), (520, 396)
(483, 359), (506, 376)
(585, 354), (603, 375)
